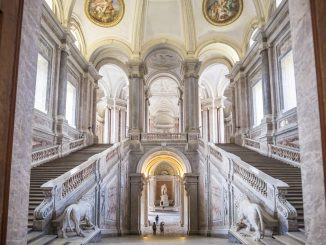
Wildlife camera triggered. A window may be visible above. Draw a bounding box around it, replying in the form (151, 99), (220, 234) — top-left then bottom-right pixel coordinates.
(249, 28), (259, 47)
(252, 80), (264, 127)
(66, 81), (77, 127)
(34, 54), (49, 113)
(70, 28), (81, 51)
(280, 50), (297, 111)
(276, 0), (283, 7)
(45, 0), (53, 9)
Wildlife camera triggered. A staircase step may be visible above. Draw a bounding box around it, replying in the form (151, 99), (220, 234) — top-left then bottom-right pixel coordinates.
(28, 235), (58, 245)
(27, 231), (44, 243)
(261, 237), (283, 245)
(287, 232), (306, 244)
(274, 235), (303, 245)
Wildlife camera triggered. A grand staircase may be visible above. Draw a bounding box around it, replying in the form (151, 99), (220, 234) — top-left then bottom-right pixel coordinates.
(217, 144), (304, 230)
(218, 144), (306, 245)
(28, 144), (112, 234)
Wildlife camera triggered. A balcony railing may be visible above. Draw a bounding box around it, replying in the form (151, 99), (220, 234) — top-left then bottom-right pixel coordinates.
(243, 138), (301, 167)
(31, 138), (86, 167)
(141, 133), (188, 142)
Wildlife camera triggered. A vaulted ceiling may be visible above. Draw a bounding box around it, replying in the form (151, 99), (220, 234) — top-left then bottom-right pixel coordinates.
(50, 0), (275, 63)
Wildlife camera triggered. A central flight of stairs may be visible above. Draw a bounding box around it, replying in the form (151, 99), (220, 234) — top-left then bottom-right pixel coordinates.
(28, 144), (112, 231)
(217, 144), (304, 229)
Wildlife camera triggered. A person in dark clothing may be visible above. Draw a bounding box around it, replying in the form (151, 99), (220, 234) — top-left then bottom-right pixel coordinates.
(152, 222), (157, 235)
(155, 215), (159, 223)
(160, 221), (165, 234)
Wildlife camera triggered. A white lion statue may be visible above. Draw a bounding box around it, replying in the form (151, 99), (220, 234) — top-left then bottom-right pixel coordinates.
(236, 196), (264, 241)
(57, 200), (95, 238)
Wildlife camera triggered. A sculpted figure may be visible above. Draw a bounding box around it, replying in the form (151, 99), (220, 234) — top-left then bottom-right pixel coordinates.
(161, 184), (167, 196)
(236, 196), (264, 241)
(57, 200), (95, 238)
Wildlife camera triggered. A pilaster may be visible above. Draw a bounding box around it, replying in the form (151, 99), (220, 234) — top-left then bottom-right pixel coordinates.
(128, 61), (146, 151)
(128, 174), (144, 235)
(184, 174), (199, 235)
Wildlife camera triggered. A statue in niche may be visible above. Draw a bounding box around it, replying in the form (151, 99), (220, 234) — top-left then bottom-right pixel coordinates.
(160, 184), (169, 207)
(161, 184), (168, 196)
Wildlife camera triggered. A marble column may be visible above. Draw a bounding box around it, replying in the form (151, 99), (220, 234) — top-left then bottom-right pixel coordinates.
(92, 84), (98, 139)
(103, 106), (111, 144)
(178, 88), (184, 132)
(143, 179), (148, 227)
(56, 42), (70, 143)
(184, 174), (199, 235)
(128, 61), (146, 145)
(288, 0), (326, 243)
(182, 60), (201, 133)
(57, 44), (69, 118)
(144, 94), (150, 133)
(180, 181), (185, 227)
(217, 104), (225, 143)
(129, 174), (144, 235)
(258, 32), (272, 116)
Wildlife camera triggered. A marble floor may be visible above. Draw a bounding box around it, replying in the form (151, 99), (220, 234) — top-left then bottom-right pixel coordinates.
(92, 236), (231, 245)
(142, 211), (186, 235)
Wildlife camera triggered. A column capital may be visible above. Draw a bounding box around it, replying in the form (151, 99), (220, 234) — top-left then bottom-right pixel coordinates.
(127, 61), (147, 78)
(59, 43), (71, 55)
(129, 173), (145, 193)
(182, 59), (201, 78)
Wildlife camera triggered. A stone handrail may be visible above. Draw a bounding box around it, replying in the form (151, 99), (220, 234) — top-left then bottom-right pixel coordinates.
(210, 143), (297, 230)
(270, 144), (300, 167)
(243, 138), (301, 167)
(33, 142), (122, 230)
(141, 133), (187, 142)
(243, 137), (261, 150)
(31, 138), (86, 168)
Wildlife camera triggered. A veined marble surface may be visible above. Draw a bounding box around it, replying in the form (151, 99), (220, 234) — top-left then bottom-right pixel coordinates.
(91, 236), (231, 245)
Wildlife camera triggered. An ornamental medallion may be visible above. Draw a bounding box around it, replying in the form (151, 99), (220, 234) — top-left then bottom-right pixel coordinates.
(85, 0), (125, 27)
(203, 0), (243, 26)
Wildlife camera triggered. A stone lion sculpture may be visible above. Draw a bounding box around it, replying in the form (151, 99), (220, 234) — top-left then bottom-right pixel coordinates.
(57, 200), (95, 238)
(236, 196), (264, 241)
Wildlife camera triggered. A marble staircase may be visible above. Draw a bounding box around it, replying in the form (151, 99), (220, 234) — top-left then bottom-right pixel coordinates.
(230, 228), (306, 245)
(28, 144), (112, 230)
(217, 144), (305, 230)
(27, 230), (57, 245)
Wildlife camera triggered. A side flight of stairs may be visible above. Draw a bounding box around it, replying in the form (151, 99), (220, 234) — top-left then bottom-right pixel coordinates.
(217, 144), (305, 230)
(28, 144), (112, 231)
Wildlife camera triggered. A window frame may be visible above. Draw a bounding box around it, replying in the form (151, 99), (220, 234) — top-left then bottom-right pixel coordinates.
(34, 42), (52, 114)
(278, 49), (297, 113)
(251, 79), (264, 128)
(65, 71), (80, 129)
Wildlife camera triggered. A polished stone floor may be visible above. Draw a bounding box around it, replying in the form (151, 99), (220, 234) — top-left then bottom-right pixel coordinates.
(142, 211), (186, 235)
(93, 236), (231, 244)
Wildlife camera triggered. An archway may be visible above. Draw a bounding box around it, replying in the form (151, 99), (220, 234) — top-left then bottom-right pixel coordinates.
(136, 148), (193, 235)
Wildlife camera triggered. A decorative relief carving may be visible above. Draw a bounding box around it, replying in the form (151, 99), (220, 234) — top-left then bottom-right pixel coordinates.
(146, 49), (181, 70)
(276, 189), (297, 220)
(210, 146), (223, 161)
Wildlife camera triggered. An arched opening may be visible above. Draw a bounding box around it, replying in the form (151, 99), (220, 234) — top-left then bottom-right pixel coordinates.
(199, 63), (230, 143)
(96, 64), (129, 144)
(137, 149), (192, 235)
(148, 77), (181, 133)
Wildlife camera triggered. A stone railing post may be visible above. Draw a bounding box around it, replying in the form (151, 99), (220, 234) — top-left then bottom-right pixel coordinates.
(184, 173), (199, 235)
